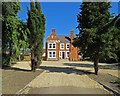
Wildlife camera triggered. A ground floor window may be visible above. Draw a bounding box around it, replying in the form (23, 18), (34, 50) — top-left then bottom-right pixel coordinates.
(48, 51), (56, 58)
(66, 51), (69, 58)
(59, 51), (69, 59)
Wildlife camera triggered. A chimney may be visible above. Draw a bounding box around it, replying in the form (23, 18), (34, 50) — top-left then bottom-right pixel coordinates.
(70, 29), (74, 39)
(52, 29), (56, 35)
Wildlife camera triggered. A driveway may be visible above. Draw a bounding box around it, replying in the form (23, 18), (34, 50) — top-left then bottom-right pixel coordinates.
(18, 60), (111, 94)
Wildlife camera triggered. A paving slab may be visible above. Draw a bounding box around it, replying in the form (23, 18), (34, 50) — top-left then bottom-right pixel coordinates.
(27, 86), (109, 94)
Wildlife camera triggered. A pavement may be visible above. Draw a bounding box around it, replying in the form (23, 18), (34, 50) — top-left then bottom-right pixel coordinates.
(2, 62), (43, 94)
(15, 60), (115, 94)
(2, 70), (43, 94)
(27, 87), (109, 94)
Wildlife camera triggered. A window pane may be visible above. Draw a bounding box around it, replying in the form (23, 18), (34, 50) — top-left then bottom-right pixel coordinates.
(67, 44), (69, 49)
(53, 52), (56, 57)
(49, 44), (52, 48)
(61, 44), (64, 49)
(53, 44), (56, 48)
(49, 52), (52, 57)
(67, 52), (69, 57)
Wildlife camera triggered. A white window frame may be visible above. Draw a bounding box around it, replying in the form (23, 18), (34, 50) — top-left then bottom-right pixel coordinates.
(66, 51), (69, 58)
(59, 51), (63, 59)
(48, 51), (56, 58)
(48, 43), (56, 49)
(66, 43), (70, 50)
(53, 43), (56, 49)
(59, 51), (62, 58)
(60, 43), (64, 49)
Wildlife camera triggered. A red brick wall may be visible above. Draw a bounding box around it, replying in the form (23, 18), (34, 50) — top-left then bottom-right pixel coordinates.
(46, 29), (59, 61)
(69, 30), (80, 61)
(46, 29), (80, 61)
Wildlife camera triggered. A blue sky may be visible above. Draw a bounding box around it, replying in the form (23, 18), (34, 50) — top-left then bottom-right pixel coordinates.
(17, 2), (119, 48)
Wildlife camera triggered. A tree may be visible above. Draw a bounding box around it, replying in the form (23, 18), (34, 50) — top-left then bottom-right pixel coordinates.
(2, 2), (21, 65)
(114, 15), (120, 62)
(27, 1), (45, 71)
(17, 21), (30, 60)
(73, 2), (120, 75)
(2, 2), (29, 66)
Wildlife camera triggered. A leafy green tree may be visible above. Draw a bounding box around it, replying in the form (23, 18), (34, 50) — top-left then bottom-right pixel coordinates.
(2, 2), (29, 66)
(27, 1), (45, 71)
(73, 2), (120, 75)
(17, 21), (30, 60)
(2, 2), (20, 65)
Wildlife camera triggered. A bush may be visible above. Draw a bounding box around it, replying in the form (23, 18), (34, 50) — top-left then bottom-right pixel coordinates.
(99, 58), (118, 63)
(2, 56), (9, 67)
(11, 57), (18, 64)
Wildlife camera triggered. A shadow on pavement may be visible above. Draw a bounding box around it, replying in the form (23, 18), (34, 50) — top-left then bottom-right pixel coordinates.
(64, 63), (120, 70)
(2, 66), (32, 72)
(40, 66), (94, 75)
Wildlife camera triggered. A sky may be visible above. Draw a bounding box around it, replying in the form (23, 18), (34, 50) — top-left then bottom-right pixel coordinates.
(17, 2), (119, 48)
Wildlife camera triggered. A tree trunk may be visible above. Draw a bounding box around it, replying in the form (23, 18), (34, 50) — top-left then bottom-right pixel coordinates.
(34, 40), (38, 71)
(9, 48), (12, 65)
(34, 56), (37, 71)
(94, 57), (99, 75)
(31, 50), (35, 72)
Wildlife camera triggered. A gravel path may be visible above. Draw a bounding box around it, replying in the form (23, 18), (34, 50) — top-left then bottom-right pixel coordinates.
(28, 71), (104, 88)
(19, 60), (110, 94)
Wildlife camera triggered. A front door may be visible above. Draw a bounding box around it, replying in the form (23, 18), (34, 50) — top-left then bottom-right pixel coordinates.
(62, 52), (65, 59)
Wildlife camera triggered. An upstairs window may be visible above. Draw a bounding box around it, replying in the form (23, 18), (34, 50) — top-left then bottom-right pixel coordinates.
(66, 43), (70, 49)
(53, 44), (56, 48)
(49, 44), (52, 48)
(60, 43), (64, 49)
(48, 43), (56, 49)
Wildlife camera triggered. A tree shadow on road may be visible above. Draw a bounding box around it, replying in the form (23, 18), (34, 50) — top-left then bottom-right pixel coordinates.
(40, 66), (94, 75)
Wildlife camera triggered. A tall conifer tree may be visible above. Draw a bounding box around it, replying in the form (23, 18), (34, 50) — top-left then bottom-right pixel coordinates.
(27, 1), (45, 71)
(73, 2), (120, 75)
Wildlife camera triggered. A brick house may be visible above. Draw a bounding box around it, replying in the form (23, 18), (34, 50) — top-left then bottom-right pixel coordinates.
(46, 29), (80, 61)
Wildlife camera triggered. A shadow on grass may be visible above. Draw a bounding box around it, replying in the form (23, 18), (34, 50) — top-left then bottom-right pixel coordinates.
(64, 63), (120, 70)
(40, 66), (94, 75)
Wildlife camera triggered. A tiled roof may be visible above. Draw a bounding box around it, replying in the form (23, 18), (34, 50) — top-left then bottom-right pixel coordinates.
(57, 35), (70, 43)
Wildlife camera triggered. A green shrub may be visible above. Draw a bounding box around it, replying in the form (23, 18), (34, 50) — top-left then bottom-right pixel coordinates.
(11, 57), (18, 64)
(2, 57), (9, 66)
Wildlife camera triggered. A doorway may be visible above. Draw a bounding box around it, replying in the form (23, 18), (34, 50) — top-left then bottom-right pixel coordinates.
(62, 52), (65, 59)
